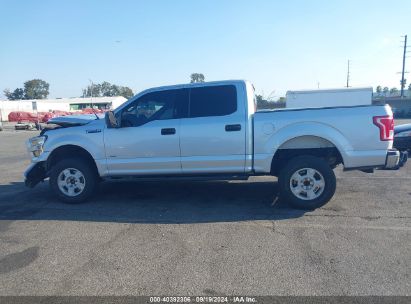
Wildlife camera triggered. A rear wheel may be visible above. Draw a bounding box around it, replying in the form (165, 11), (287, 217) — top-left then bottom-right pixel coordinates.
(278, 155), (336, 210)
(49, 158), (97, 203)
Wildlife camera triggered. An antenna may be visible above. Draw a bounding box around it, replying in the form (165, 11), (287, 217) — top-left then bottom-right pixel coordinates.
(88, 79), (99, 120)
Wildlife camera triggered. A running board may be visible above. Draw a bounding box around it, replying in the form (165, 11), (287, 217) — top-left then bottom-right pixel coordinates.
(105, 174), (250, 182)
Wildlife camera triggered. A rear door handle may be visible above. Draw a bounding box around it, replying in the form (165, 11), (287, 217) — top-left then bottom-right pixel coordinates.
(161, 128), (176, 135)
(225, 124), (241, 132)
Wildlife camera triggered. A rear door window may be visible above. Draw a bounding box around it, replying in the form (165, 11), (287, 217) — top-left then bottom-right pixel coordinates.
(189, 85), (237, 118)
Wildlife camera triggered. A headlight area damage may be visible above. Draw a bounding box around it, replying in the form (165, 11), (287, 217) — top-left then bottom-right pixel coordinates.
(24, 115), (99, 189)
(25, 135), (48, 188)
(26, 135), (47, 158)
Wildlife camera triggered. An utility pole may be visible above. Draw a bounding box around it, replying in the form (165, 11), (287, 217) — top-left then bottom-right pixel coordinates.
(346, 60), (351, 88)
(400, 35), (408, 98)
(89, 79), (94, 108)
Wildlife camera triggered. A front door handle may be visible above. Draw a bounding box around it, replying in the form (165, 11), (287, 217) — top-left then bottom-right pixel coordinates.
(225, 124), (241, 132)
(161, 128), (176, 135)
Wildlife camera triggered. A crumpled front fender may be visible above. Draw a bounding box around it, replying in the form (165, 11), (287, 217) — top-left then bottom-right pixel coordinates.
(24, 162), (47, 188)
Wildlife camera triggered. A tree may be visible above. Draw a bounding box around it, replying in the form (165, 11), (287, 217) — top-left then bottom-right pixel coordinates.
(256, 94), (277, 109)
(376, 86), (382, 94)
(82, 81), (133, 99)
(408, 83), (411, 91)
(190, 73), (205, 83)
(118, 86), (134, 99)
(4, 88), (25, 100)
(390, 87), (399, 95)
(23, 79), (49, 99)
(100, 81), (113, 96)
(383, 87), (389, 95)
(256, 94), (265, 107)
(4, 79), (50, 100)
(82, 84), (102, 97)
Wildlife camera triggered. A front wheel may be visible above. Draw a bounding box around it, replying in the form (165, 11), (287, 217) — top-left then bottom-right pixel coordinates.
(49, 158), (97, 203)
(278, 155), (336, 210)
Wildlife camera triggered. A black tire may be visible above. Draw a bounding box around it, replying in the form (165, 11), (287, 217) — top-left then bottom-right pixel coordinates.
(278, 155), (336, 210)
(49, 158), (97, 203)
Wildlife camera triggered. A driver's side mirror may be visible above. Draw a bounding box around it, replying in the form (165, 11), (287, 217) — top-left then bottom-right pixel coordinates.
(105, 111), (120, 128)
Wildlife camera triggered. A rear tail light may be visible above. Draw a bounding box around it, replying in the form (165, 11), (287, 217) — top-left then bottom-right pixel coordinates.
(373, 115), (394, 141)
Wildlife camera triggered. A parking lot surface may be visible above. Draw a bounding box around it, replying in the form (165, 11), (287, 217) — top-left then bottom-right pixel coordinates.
(0, 129), (410, 296)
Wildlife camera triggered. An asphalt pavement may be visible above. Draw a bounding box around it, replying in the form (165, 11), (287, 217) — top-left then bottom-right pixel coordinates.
(0, 130), (410, 296)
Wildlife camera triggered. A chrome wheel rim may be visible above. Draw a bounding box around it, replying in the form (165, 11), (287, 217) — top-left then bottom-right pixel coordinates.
(290, 168), (325, 200)
(57, 168), (86, 197)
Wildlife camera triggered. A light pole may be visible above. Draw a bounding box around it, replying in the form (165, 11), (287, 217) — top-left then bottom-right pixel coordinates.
(89, 79), (94, 109)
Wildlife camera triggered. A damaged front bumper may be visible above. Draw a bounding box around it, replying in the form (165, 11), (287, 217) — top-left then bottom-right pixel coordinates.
(24, 162), (47, 188)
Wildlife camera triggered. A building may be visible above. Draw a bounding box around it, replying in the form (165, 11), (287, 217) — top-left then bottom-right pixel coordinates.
(0, 96), (127, 121)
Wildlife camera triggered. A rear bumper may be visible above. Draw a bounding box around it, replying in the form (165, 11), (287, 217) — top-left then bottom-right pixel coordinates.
(384, 149), (400, 169)
(383, 150), (408, 170)
(344, 149), (405, 172)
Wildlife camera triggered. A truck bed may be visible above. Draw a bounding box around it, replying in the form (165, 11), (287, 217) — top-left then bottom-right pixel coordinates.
(252, 104), (393, 172)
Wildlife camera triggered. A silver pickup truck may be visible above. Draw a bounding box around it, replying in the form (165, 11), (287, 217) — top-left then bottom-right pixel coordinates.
(25, 80), (402, 209)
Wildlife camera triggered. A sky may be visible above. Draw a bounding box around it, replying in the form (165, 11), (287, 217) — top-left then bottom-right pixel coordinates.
(1, 0), (411, 99)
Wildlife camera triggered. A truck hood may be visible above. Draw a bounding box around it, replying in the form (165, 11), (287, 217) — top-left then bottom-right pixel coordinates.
(48, 114), (104, 127)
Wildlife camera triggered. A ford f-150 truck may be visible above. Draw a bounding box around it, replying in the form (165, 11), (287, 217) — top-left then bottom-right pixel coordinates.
(24, 80), (401, 209)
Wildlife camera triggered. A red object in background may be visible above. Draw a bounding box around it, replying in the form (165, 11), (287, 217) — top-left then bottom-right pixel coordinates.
(8, 111), (38, 122)
(8, 111), (52, 123)
(41, 110), (71, 122)
(41, 113), (54, 122)
(8, 109), (108, 123)
(52, 110), (71, 116)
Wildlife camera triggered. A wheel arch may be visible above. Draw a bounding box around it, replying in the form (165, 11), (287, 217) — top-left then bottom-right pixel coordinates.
(46, 145), (99, 175)
(256, 121), (352, 171)
(270, 135), (344, 176)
